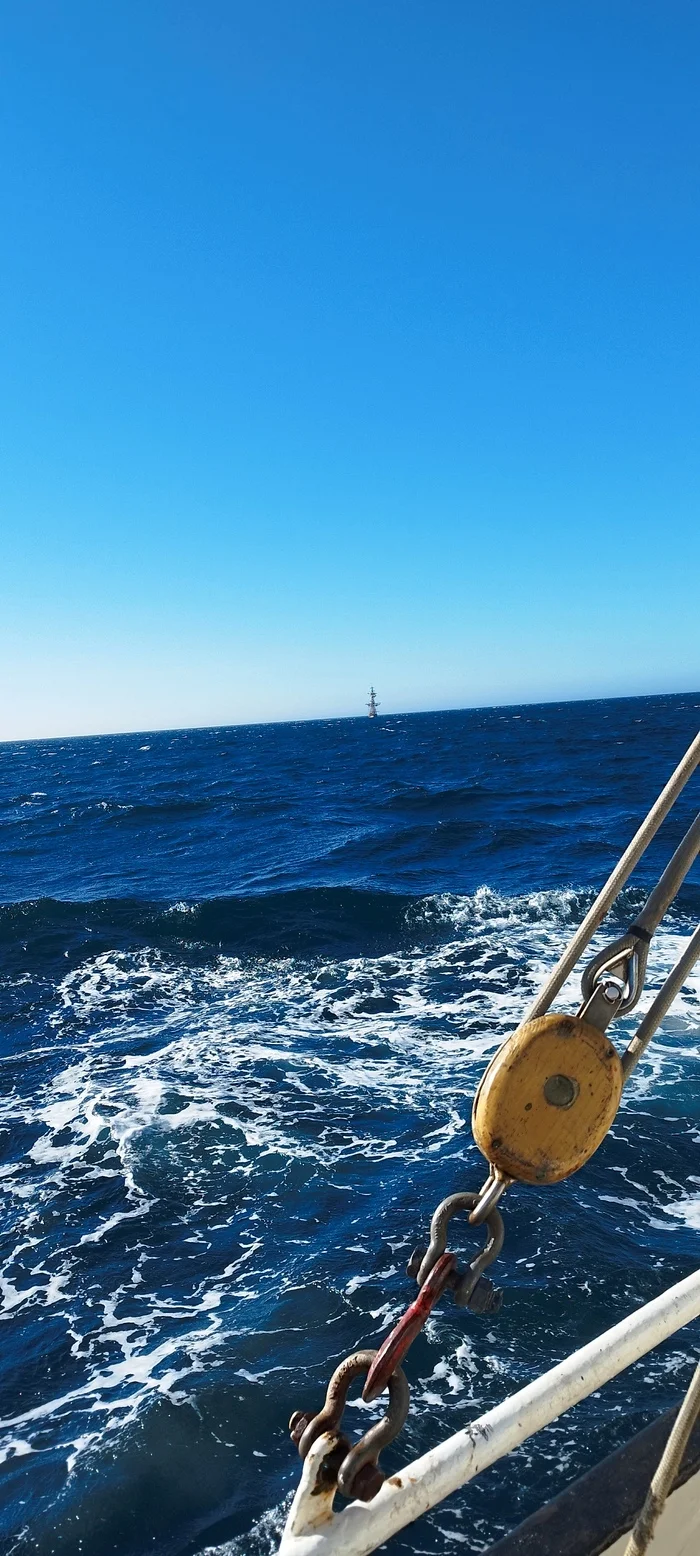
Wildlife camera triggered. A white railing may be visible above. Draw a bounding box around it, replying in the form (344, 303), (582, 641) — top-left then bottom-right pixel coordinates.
(278, 1268), (700, 1556)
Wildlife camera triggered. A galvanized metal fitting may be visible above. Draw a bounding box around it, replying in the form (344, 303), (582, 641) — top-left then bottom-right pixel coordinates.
(290, 1349), (409, 1502)
(415, 1190), (505, 1310)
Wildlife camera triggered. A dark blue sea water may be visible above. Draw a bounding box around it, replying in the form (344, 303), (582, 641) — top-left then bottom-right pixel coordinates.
(1, 693), (700, 1556)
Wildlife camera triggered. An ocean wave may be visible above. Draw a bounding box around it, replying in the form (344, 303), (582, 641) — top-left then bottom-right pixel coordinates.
(3, 888), (698, 1554)
(2, 697), (700, 1555)
(2, 881), (698, 971)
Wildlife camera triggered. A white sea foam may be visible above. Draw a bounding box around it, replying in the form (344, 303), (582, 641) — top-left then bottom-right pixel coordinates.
(0, 885), (698, 1541)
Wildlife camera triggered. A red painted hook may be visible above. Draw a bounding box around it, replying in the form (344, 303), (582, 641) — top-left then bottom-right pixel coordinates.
(362, 1252), (457, 1403)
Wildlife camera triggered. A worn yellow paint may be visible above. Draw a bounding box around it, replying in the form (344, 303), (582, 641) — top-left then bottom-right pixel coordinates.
(472, 1013), (623, 1185)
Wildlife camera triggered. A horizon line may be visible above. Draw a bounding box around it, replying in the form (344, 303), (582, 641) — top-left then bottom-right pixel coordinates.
(2, 684), (699, 749)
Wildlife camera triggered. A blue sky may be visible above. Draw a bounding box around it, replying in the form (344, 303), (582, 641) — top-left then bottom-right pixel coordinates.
(1, 1), (699, 739)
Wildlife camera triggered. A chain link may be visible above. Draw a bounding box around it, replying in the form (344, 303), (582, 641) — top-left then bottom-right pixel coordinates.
(288, 1182), (506, 1496)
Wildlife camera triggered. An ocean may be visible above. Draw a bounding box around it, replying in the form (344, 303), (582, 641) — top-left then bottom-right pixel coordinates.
(1, 692), (699, 1556)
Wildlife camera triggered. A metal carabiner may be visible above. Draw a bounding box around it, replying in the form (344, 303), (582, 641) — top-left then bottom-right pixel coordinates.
(413, 1190), (505, 1310)
(289, 1349), (409, 1502)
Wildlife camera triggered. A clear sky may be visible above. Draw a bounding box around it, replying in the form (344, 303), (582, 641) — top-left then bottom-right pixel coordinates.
(1, 1), (699, 740)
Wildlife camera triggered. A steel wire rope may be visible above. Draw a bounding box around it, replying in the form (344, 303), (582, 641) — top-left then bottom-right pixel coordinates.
(622, 921), (700, 1078)
(524, 729), (700, 1023)
(623, 1359), (700, 1556)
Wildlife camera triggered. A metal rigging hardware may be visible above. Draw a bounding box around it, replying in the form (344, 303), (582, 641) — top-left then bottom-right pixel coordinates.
(288, 728), (700, 1500)
(290, 1352), (409, 1502)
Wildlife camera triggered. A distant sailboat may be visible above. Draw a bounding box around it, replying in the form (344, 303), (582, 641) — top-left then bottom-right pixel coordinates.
(367, 687), (379, 718)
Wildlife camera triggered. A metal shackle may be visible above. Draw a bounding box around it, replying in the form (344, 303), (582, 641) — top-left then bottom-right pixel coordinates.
(414, 1190), (504, 1309)
(290, 1349), (409, 1502)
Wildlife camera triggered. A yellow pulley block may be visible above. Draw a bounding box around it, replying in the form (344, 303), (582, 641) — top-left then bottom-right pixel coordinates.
(472, 1013), (623, 1186)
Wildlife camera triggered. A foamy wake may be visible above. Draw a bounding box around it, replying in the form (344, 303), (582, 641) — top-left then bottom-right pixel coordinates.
(0, 885), (698, 1552)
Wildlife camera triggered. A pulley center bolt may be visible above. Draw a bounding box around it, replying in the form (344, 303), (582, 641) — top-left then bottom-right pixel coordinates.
(543, 1073), (579, 1109)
